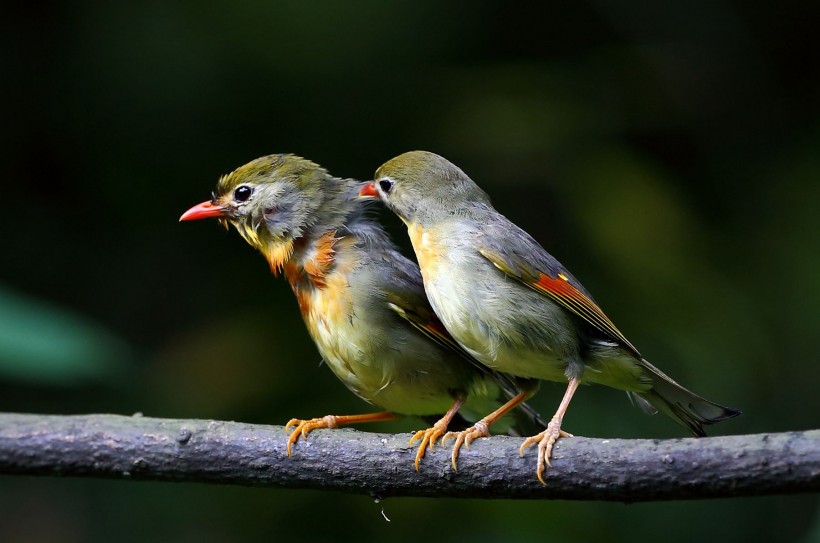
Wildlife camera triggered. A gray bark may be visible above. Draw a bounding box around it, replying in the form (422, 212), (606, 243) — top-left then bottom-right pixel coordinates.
(0, 413), (816, 501)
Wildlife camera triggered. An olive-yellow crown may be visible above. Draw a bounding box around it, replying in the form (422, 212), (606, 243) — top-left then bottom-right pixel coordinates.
(211, 154), (358, 273)
(373, 151), (492, 224)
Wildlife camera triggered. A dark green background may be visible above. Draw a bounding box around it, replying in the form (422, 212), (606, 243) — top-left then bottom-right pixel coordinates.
(2, 1), (818, 542)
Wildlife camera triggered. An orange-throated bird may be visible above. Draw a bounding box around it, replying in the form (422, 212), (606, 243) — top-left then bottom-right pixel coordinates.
(180, 154), (544, 470)
(361, 150), (740, 482)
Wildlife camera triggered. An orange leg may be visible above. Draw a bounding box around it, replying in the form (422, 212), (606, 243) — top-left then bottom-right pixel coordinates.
(519, 377), (580, 484)
(408, 396), (465, 472)
(441, 388), (536, 471)
(285, 412), (397, 456)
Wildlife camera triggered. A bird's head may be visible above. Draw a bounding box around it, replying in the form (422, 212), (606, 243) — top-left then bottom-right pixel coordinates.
(359, 151), (491, 225)
(180, 154), (338, 274)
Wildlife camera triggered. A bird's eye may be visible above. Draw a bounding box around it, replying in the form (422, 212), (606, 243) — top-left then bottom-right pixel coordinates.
(378, 178), (394, 194)
(234, 185), (253, 202)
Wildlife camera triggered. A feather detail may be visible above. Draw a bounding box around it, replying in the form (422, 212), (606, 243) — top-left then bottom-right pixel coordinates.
(302, 231), (340, 287)
(478, 247), (640, 358)
(261, 238), (295, 276)
(281, 231), (342, 317)
(283, 261), (310, 317)
(387, 302), (465, 356)
(234, 218), (295, 275)
(532, 273), (640, 357)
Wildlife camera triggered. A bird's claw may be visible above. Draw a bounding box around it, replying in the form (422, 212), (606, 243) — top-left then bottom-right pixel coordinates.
(441, 421), (489, 471)
(409, 419), (449, 471)
(518, 417), (572, 484)
(284, 415), (339, 456)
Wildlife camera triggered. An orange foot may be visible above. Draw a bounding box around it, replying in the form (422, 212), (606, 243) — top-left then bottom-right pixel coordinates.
(409, 419), (449, 471)
(407, 397), (465, 471)
(284, 415), (339, 456)
(519, 417), (573, 484)
(440, 421), (490, 472)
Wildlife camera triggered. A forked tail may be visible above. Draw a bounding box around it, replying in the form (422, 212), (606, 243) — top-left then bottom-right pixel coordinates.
(630, 359), (741, 436)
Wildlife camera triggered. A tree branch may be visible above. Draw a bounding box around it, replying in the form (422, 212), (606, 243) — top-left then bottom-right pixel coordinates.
(0, 413), (816, 501)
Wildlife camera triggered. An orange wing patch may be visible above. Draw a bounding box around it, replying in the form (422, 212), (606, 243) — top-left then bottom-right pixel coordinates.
(533, 274), (640, 357)
(282, 231), (343, 316)
(303, 231), (340, 287)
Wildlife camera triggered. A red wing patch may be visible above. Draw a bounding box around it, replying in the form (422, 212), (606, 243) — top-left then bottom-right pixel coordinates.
(478, 247), (641, 357)
(533, 274), (640, 357)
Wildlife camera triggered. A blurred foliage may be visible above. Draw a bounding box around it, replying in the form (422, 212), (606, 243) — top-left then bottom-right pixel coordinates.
(1, 1), (818, 542)
(0, 285), (130, 385)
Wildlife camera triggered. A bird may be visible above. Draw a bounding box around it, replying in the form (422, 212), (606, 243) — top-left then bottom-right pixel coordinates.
(360, 150), (741, 483)
(179, 153), (545, 470)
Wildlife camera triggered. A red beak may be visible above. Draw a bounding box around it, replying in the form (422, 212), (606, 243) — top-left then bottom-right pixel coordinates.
(358, 181), (379, 199)
(179, 200), (227, 221)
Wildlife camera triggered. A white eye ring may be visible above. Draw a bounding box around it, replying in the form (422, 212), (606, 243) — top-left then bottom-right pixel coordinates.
(378, 177), (395, 194)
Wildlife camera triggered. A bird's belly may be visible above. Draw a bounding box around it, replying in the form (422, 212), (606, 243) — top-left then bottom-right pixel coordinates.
(458, 326), (570, 382)
(300, 271), (481, 415)
(416, 246), (577, 383)
(316, 335), (480, 415)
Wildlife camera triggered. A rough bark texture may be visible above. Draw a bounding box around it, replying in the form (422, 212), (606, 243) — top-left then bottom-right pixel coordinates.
(0, 413), (817, 501)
